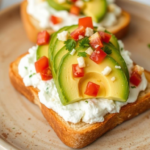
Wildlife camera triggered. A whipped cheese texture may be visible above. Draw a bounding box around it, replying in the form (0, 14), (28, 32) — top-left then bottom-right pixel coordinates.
(27, 0), (122, 30)
(18, 42), (147, 124)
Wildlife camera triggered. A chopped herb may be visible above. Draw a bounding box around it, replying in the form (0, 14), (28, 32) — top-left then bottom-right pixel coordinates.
(78, 52), (87, 57)
(64, 39), (76, 51)
(131, 86), (136, 88)
(85, 101), (88, 103)
(148, 44), (150, 49)
(24, 66), (28, 70)
(120, 48), (123, 51)
(29, 73), (36, 78)
(103, 46), (112, 54)
(79, 37), (90, 48)
(46, 87), (49, 94)
(12, 128), (15, 129)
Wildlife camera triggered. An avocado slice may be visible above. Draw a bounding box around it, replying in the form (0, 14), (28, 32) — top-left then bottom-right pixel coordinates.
(56, 47), (129, 105)
(53, 46), (68, 74)
(106, 31), (120, 50)
(51, 25), (78, 60)
(49, 26), (68, 61)
(36, 44), (49, 61)
(46, 0), (71, 11)
(103, 43), (129, 81)
(83, 0), (107, 23)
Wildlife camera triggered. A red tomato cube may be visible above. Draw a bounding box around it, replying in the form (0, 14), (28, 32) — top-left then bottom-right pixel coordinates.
(84, 82), (100, 97)
(70, 5), (80, 16)
(50, 15), (62, 25)
(89, 32), (103, 50)
(79, 17), (93, 29)
(37, 31), (50, 45)
(99, 31), (111, 43)
(35, 56), (49, 73)
(40, 68), (53, 81)
(90, 49), (107, 64)
(72, 64), (84, 77)
(130, 71), (141, 86)
(70, 26), (85, 41)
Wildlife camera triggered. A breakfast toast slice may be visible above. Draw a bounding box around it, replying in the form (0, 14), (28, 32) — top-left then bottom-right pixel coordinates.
(21, 0), (130, 43)
(9, 53), (150, 148)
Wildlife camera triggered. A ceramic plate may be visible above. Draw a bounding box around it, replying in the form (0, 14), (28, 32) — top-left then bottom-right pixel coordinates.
(0, 1), (150, 150)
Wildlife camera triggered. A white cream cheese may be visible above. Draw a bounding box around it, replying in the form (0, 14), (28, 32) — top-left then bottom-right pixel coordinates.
(18, 42), (148, 124)
(27, 0), (122, 30)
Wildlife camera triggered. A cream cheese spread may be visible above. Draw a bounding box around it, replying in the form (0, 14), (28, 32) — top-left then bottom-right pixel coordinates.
(18, 42), (148, 124)
(27, 0), (122, 30)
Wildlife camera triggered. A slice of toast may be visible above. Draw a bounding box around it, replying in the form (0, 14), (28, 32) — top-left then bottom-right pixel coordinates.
(20, 0), (130, 43)
(9, 53), (150, 148)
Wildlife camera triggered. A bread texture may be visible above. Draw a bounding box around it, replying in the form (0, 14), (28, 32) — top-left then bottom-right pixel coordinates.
(9, 53), (150, 148)
(21, 0), (131, 43)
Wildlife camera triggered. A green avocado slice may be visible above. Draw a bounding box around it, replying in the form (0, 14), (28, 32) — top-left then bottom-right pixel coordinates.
(53, 46), (68, 74)
(36, 44), (49, 61)
(103, 43), (129, 81)
(57, 47), (129, 105)
(107, 31), (120, 50)
(83, 0), (107, 23)
(49, 26), (68, 61)
(46, 0), (71, 11)
(51, 25), (78, 60)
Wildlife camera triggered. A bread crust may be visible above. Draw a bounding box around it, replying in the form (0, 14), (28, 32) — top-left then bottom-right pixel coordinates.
(21, 0), (130, 43)
(9, 53), (150, 148)
(20, 0), (54, 43)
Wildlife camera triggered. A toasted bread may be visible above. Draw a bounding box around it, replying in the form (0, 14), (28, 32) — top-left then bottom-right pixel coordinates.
(20, 0), (131, 43)
(9, 53), (150, 148)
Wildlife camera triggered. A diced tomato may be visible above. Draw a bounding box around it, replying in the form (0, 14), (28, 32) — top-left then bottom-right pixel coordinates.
(37, 31), (50, 45)
(72, 64), (84, 77)
(99, 31), (111, 43)
(84, 82), (100, 97)
(89, 32), (103, 50)
(70, 26), (85, 41)
(35, 56), (49, 73)
(79, 17), (93, 29)
(130, 71), (141, 86)
(90, 49), (107, 64)
(40, 67), (53, 81)
(50, 15), (62, 25)
(70, 5), (80, 16)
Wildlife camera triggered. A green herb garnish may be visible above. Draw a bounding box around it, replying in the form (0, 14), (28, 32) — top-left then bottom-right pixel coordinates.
(85, 101), (88, 103)
(29, 73), (36, 78)
(78, 52), (87, 57)
(46, 87), (49, 93)
(103, 46), (112, 54)
(64, 39), (76, 51)
(131, 86), (136, 88)
(148, 44), (150, 49)
(120, 48), (123, 51)
(12, 128), (15, 129)
(24, 66), (28, 70)
(79, 37), (90, 48)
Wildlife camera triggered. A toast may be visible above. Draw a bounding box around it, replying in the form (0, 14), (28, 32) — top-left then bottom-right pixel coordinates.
(21, 0), (131, 43)
(9, 53), (150, 148)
